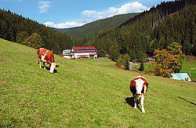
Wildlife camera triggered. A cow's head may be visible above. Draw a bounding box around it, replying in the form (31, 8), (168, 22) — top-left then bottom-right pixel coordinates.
(50, 63), (59, 73)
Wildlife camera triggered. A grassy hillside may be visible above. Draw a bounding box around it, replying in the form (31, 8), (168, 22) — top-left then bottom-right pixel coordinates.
(0, 38), (196, 127)
(181, 56), (196, 73)
(134, 57), (196, 81)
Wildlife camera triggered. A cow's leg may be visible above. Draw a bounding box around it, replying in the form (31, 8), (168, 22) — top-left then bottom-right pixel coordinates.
(134, 96), (137, 108)
(141, 94), (145, 113)
(39, 61), (42, 68)
(43, 62), (46, 70)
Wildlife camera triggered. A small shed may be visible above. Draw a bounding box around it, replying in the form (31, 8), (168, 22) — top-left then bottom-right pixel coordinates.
(171, 73), (192, 82)
(147, 58), (155, 63)
(129, 62), (134, 70)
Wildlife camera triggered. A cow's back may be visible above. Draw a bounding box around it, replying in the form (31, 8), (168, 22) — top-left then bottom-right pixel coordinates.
(37, 48), (55, 63)
(45, 51), (55, 63)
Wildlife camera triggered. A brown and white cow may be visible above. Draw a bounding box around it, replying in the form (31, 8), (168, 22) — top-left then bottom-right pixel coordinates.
(37, 48), (58, 73)
(130, 75), (149, 113)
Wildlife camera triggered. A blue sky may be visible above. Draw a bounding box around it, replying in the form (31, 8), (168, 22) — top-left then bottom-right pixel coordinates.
(0, 0), (173, 28)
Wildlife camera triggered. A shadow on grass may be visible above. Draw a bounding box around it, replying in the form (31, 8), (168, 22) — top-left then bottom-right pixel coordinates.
(125, 97), (135, 108)
(178, 96), (196, 106)
(41, 66), (58, 74)
(125, 97), (144, 112)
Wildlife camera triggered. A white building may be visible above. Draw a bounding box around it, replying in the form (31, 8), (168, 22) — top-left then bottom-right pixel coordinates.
(63, 46), (98, 59)
(63, 49), (72, 59)
(171, 73), (192, 82)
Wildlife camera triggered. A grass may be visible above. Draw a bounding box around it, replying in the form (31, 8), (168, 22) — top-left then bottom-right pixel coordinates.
(135, 56), (196, 81)
(0, 38), (196, 128)
(135, 63), (155, 73)
(180, 56), (196, 81)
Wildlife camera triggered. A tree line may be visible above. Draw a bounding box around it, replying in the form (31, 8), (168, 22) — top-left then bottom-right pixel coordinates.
(62, 13), (138, 42)
(84, 0), (196, 60)
(0, 9), (73, 54)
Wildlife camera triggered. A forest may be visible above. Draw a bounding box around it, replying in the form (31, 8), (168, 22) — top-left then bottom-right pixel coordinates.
(0, 9), (73, 54)
(60, 13), (138, 42)
(0, 0), (195, 59)
(78, 0), (196, 60)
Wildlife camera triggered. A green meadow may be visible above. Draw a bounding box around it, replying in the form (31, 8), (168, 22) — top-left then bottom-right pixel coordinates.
(135, 56), (196, 81)
(0, 38), (196, 128)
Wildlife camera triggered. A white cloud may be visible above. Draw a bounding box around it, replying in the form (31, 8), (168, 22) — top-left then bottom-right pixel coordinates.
(44, 21), (85, 28)
(38, 0), (51, 13)
(81, 2), (149, 22)
(44, 1), (149, 28)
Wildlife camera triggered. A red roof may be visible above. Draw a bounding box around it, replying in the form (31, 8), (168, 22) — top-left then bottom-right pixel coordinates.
(72, 46), (96, 50)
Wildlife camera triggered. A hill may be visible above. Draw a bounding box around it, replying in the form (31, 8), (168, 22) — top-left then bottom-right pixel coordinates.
(88, 0), (196, 58)
(56, 13), (138, 42)
(0, 9), (72, 54)
(53, 27), (77, 33)
(0, 38), (196, 127)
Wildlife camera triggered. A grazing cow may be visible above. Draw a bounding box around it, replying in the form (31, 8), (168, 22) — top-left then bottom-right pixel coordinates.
(130, 75), (149, 113)
(37, 48), (58, 73)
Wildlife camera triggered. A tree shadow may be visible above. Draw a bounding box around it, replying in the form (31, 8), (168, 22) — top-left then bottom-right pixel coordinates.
(178, 96), (196, 106)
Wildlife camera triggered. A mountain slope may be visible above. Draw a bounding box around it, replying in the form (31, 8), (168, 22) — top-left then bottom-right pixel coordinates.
(0, 9), (72, 54)
(92, 0), (196, 58)
(0, 38), (196, 127)
(57, 13), (138, 41)
(53, 27), (77, 33)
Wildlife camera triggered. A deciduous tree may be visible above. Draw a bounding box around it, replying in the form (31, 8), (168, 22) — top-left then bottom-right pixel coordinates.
(24, 33), (44, 48)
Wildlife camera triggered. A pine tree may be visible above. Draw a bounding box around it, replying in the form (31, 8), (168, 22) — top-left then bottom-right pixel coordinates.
(137, 51), (146, 63)
(129, 50), (136, 61)
(109, 40), (120, 61)
(183, 41), (192, 54)
(139, 62), (145, 71)
(124, 54), (130, 70)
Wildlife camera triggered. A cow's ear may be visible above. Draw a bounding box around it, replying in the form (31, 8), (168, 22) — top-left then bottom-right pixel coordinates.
(145, 82), (149, 88)
(130, 80), (136, 87)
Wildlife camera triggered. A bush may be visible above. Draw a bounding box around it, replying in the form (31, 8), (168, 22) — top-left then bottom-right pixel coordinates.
(154, 66), (171, 77)
(116, 60), (122, 68)
(24, 33), (44, 48)
(137, 51), (146, 63)
(120, 65), (125, 70)
(115, 54), (130, 70)
(154, 46), (183, 78)
(16, 31), (29, 44)
(139, 62), (145, 71)
(98, 49), (106, 57)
